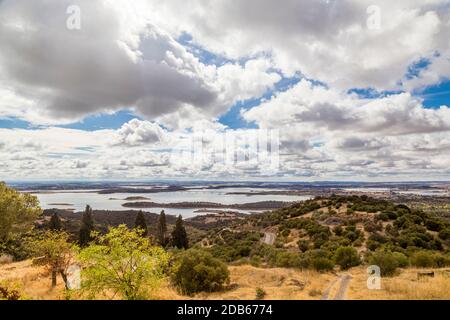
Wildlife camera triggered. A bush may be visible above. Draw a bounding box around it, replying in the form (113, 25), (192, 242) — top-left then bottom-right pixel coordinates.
(334, 226), (343, 236)
(311, 257), (334, 272)
(255, 287), (266, 300)
(0, 282), (22, 300)
(392, 252), (409, 268)
(334, 247), (360, 270)
(297, 240), (309, 253)
(432, 253), (450, 268)
(368, 251), (399, 277)
(438, 228), (450, 241)
(171, 249), (230, 296)
(275, 251), (302, 268)
(410, 251), (436, 268)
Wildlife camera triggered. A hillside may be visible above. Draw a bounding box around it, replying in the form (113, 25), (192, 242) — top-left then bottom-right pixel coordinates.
(200, 195), (450, 270)
(3, 194), (450, 300)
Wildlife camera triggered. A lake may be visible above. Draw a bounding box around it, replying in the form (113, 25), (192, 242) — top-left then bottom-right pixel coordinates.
(32, 187), (312, 218)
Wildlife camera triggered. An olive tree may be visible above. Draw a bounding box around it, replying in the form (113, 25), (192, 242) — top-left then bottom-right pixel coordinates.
(30, 231), (78, 288)
(0, 182), (41, 243)
(78, 225), (170, 300)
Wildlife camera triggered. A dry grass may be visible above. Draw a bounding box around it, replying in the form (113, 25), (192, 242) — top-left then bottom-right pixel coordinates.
(347, 267), (450, 300)
(0, 261), (334, 300)
(0, 260), (65, 300)
(3, 260), (450, 300)
(191, 265), (335, 300)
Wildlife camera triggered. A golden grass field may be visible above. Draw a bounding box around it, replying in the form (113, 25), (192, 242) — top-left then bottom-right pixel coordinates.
(1, 260), (450, 300)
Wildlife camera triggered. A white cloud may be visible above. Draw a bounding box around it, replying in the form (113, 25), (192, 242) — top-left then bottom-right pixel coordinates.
(0, 0), (280, 127)
(1, 0), (450, 180)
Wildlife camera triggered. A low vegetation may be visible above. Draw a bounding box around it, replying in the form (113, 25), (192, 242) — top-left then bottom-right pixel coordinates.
(170, 249), (230, 296)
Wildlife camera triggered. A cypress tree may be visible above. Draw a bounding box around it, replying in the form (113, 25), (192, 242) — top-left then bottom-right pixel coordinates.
(49, 212), (62, 231)
(134, 210), (148, 237)
(79, 205), (94, 247)
(157, 210), (167, 246)
(171, 215), (188, 249)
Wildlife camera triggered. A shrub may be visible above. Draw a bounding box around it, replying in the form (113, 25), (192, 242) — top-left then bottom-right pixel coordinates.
(171, 249), (230, 296)
(392, 252), (409, 268)
(281, 229), (290, 237)
(297, 240), (309, 253)
(425, 219), (443, 232)
(334, 226), (343, 236)
(275, 251), (302, 268)
(334, 247), (360, 270)
(308, 289), (322, 297)
(368, 251), (398, 277)
(432, 253), (450, 268)
(0, 282), (22, 300)
(438, 228), (450, 241)
(311, 257), (334, 272)
(255, 287), (266, 300)
(410, 251), (436, 268)
(376, 213), (389, 222)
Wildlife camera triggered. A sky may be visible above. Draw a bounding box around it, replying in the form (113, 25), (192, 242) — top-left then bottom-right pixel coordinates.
(0, 0), (450, 181)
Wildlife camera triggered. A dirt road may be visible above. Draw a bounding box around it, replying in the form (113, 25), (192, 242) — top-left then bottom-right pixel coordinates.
(322, 274), (352, 300)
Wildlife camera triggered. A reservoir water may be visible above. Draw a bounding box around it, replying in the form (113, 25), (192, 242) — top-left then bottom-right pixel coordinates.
(32, 187), (312, 218)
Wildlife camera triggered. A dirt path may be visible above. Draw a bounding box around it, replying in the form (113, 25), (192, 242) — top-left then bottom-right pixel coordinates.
(334, 275), (352, 300)
(321, 274), (352, 300)
(262, 232), (276, 245)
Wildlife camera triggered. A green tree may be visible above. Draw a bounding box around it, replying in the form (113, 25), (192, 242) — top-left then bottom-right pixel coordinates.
(171, 249), (229, 296)
(79, 205), (94, 247)
(49, 212), (62, 231)
(30, 231), (78, 288)
(134, 211), (148, 237)
(157, 210), (167, 246)
(334, 246), (361, 270)
(78, 225), (170, 300)
(171, 215), (188, 249)
(0, 182), (41, 243)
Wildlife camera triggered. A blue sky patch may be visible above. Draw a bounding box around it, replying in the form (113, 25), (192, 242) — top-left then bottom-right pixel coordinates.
(58, 110), (139, 131)
(418, 80), (450, 109)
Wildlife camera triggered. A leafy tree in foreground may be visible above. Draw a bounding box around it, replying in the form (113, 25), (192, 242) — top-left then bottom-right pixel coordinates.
(49, 212), (62, 231)
(171, 215), (188, 249)
(0, 182), (41, 243)
(134, 211), (148, 237)
(30, 231), (78, 288)
(79, 205), (94, 247)
(171, 249), (230, 296)
(157, 210), (167, 246)
(78, 225), (170, 300)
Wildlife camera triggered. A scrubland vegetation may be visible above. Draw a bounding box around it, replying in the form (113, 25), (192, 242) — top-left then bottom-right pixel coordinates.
(1, 182), (450, 300)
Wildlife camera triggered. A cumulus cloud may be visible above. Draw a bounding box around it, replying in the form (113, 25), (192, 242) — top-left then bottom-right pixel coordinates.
(1, 0), (450, 180)
(243, 79), (450, 135)
(147, 0), (450, 91)
(0, 0), (280, 126)
(115, 119), (165, 146)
